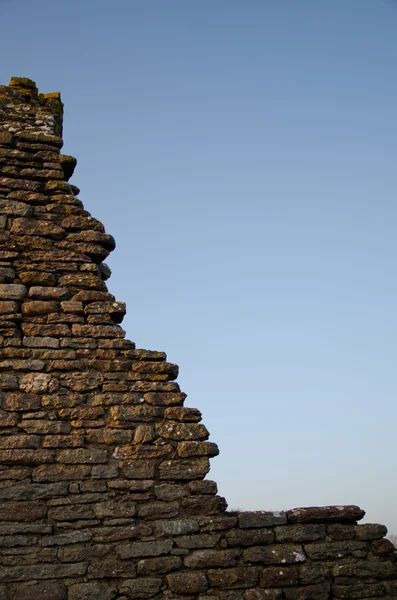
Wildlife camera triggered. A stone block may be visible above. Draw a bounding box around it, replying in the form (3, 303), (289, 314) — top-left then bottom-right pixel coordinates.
(243, 544), (306, 565)
(355, 523), (388, 540)
(286, 505), (365, 524)
(184, 549), (240, 569)
(137, 556), (182, 574)
(68, 582), (116, 600)
(274, 524), (326, 543)
(260, 566), (299, 587)
(207, 567), (259, 589)
(167, 572), (208, 594)
(0, 132), (14, 146)
(21, 300), (59, 316)
(226, 528), (274, 547)
(159, 458), (210, 480)
(56, 448), (108, 464)
(0, 284), (27, 300)
(117, 540), (173, 559)
(119, 578), (162, 599)
(0, 500), (46, 522)
(13, 583), (66, 600)
(0, 301), (18, 314)
(239, 511), (287, 528)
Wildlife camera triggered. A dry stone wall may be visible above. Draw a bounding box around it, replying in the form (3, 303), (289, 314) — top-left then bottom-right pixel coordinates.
(0, 76), (396, 600)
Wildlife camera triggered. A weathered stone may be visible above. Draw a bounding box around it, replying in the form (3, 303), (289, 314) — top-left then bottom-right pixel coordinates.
(154, 483), (189, 501)
(260, 566), (299, 587)
(119, 578), (162, 599)
(0, 358), (45, 371)
(243, 544), (306, 565)
(0, 301), (18, 315)
(92, 462), (119, 479)
(88, 557), (136, 578)
(299, 565), (330, 585)
(0, 284), (27, 300)
(111, 404), (163, 422)
(332, 582), (385, 598)
(156, 518), (200, 537)
(0, 500), (46, 521)
(0, 198), (32, 216)
(13, 583), (67, 600)
(0, 373), (18, 389)
(189, 480), (218, 494)
(177, 440), (219, 457)
(0, 268), (15, 284)
(0, 435), (41, 449)
(283, 583), (331, 600)
(33, 464), (90, 481)
(137, 555), (182, 574)
(355, 523), (388, 540)
(56, 448), (107, 464)
(0, 132), (14, 146)
(18, 129), (62, 146)
(138, 500), (179, 520)
(0, 177), (41, 191)
(239, 511), (287, 528)
(117, 539), (173, 559)
(0, 409), (19, 427)
(23, 336), (59, 348)
(21, 300), (58, 316)
(72, 323), (124, 338)
(68, 582), (116, 600)
(22, 322), (71, 337)
(11, 218), (64, 238)
(40, 529), (92, 546)
(28, 286), (69, 300)
(245, 590), (282, 600)
(21, 420), (70, 434)
(0, 481), (67, 500)
(19, 372), (53, 393)
(332, 559), (397, 579)
(274, 524), (326, 543)
(226, 528), (274, 547)
(371, 537), (396, 555)
(92, 523), (152, 543)
(174, 533), (221, 549)
(185, 549), (240, 569)
(167, 572), (208, 594)
(19, 271), (56, 286)
(159, 458), (210, 480)
(304, 540), (369, 560)
(182, 494), (227, 515)
(287, 505), (365, 524)
(48, 504), (95, 521)
(207, 567), (258, 589)
(86, 428), (132, 444)
(95, 498), (136, 518)
(200, 515), (239, 531)
(0, 449), (54, 465)
(134, 424), (155, 443)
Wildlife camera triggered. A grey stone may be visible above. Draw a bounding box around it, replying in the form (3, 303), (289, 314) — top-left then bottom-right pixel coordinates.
(68, 582), (116, 600)
(239, 511), (287, 528)
(0, 284), (27, 300)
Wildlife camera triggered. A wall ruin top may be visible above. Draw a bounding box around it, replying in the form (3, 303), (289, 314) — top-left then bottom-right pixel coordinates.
(0, 77), (395, 600)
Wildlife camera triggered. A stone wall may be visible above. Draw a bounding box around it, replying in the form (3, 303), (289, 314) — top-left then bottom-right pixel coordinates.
(0, 77), (396, 600)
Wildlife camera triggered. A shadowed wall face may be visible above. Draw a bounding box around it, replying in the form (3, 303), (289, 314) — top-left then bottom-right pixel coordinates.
(0, 77), (396, 600)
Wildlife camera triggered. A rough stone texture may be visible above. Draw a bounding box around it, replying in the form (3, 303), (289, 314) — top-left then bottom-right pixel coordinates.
(0, 77), (396, 599)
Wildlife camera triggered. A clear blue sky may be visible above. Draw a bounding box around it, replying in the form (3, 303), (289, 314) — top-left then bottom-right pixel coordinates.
(1, 0), (397, 534)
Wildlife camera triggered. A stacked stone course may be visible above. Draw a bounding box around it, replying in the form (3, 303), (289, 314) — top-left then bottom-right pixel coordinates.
(0, 77), (395, 599)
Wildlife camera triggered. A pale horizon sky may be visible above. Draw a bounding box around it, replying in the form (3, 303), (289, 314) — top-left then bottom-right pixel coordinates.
(1, 0), (397, 534)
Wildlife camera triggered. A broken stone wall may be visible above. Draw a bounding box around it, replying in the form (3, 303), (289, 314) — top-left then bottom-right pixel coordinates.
(0, 77), (396, 600)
